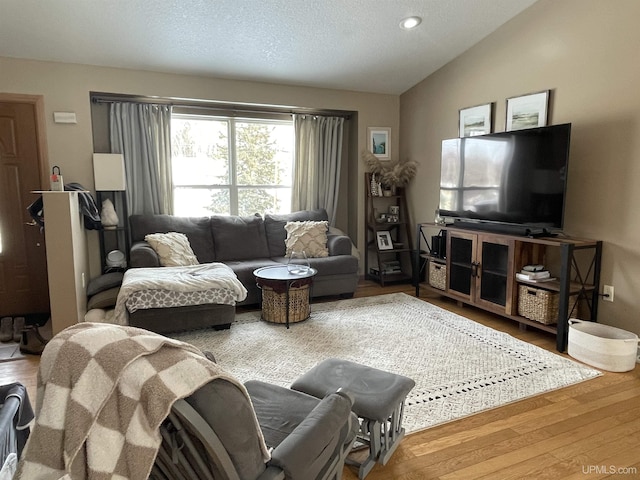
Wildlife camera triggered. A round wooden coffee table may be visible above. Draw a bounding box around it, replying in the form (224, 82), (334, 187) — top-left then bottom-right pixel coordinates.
(253, 265), (318, 328)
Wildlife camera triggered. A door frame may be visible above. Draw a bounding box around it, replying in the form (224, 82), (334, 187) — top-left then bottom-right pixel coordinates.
(0, 93), (50, 188)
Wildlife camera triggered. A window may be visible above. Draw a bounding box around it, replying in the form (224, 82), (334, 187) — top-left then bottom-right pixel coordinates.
(171, 114), (294, 216)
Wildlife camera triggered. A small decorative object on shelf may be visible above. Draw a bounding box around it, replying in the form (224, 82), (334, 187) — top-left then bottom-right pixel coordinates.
(362, 151), (418, 192)
(100, 198), (119, 230)
(370, 173), (382, 197)
(515, 265), (556, 283)
(50, 165), (64, 191)
(106, 249), (127, 272)
(376, 231), (394, 250)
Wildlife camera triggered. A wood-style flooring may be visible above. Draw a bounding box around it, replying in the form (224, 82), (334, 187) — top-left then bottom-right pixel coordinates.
(2, 280), (638, 479)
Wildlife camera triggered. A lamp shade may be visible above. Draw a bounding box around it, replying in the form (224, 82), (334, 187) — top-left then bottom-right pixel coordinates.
(93, 153), (126, 191)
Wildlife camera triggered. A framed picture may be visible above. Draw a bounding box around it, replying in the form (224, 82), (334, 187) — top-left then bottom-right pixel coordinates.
(459, 103), (493, 137)
(376, 230), (394, 250)
(506, 90), (550, 131)
(368, 127), (391, 160)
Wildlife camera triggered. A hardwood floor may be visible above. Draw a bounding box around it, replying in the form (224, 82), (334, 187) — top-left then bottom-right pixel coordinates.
(3, 280), (639, 479)
(344, 282), (640, 479)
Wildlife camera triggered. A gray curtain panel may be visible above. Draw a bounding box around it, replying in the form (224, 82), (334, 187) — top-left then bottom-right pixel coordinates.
(109, 102), (173, 215)
(293, 115), (344, 225)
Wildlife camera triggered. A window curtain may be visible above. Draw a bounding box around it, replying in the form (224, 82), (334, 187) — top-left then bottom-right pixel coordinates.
(109, 103), (173, 215)
(292, 115), (344, 225)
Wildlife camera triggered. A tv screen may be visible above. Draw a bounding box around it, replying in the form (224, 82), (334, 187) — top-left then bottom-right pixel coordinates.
(438, 123), (571, 231)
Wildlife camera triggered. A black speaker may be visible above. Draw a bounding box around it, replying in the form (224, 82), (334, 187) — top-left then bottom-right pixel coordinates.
(431, 232), (447, 259)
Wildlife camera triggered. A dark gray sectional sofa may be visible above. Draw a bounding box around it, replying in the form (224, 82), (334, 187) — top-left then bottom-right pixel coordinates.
(128, 209), (359, 307)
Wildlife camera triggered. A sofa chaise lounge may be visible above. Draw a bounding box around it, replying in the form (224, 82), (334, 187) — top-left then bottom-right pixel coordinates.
(126, 209), (359, 332)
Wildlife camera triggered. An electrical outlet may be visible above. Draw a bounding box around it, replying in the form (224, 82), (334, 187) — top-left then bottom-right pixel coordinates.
(82, 272), (86, 289)
(603, 285), (614, 302)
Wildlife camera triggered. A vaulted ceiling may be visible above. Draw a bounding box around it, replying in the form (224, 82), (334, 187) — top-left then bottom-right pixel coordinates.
(0, 0), (538, 95)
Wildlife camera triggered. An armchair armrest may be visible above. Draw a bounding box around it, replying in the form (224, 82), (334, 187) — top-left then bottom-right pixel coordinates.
(269, 390), (355, 480)
(129, 241), (161, 268)
(327, 234), (353, 256)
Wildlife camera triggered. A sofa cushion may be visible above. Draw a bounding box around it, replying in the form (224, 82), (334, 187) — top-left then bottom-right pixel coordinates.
(264, 209), (329, 257)
(145, 232), (199, 267)
(87, 287), (120, 310)
(211, 215), (270, 261)
(86, 272), (124, 297)
(272, 254), (358, 276)
(129, 215), (215, 263)
(284, 221), (329, 258)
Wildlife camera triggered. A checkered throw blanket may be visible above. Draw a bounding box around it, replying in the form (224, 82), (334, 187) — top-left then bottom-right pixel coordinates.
(15, 322), (269, 480)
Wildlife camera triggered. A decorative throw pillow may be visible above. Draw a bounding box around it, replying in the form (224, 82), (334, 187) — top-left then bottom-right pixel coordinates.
(87, 287), (120, 310)
(86, 271), (124, 297)
(284, 221), (329, 258)
(144, 232), (199, 267)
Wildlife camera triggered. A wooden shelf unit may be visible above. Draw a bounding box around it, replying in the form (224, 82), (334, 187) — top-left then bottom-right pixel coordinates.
(414, 223), (602, 351)
(364, 173), (414, 287)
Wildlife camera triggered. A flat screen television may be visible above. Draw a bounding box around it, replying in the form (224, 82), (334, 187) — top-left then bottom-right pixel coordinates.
(438, 123), (571, 234)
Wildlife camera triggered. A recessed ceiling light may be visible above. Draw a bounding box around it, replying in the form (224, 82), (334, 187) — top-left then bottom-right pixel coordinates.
(400, 16), (422, 30)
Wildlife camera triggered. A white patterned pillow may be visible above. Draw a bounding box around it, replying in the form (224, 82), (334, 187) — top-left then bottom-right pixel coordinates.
(144, 232), (199, 267)
(284, 221), (329, 258)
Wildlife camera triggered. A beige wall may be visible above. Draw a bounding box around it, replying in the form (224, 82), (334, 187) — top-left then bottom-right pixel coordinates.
(400, 0), (640, 334)
(1, 56), (399, 278)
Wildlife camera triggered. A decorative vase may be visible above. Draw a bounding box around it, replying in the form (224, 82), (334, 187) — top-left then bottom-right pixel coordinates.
(287, 250), (310, 275)
(370, 174), (379, 196)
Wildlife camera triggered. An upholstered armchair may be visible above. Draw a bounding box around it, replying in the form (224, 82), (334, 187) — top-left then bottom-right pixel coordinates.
(152, 378), (358, 480)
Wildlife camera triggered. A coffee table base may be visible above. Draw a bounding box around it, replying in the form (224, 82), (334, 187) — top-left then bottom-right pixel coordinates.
(260, 284), (311, 324)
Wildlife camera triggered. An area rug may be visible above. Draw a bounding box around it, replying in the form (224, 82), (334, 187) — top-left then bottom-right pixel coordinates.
(171, 293), (601, 433)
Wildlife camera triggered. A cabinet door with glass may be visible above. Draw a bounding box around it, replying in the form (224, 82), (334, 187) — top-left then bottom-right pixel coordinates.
(475, 235), (514, 313)
(447, 231), (514, 314)
(446, 231), (477, 302)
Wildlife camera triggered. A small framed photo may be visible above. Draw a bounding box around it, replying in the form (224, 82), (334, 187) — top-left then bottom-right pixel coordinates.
(368, 127), (391, 160)
(459, 103), (493, 137)
(376, 230), (394, 250)
(506, 90), (550, 131)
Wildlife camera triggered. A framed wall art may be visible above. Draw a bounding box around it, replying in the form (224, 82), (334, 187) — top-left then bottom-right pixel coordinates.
(368, 127), (391, 160)
(459, 103), (493, 137)
(506, 90), (550, 131)
(376, 230), (393, 250)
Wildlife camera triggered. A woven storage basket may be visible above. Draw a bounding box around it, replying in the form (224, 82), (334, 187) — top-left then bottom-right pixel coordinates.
(429, 262), (446, 290)
(517, 284), (559, 324)
(261, 284), (310, 324)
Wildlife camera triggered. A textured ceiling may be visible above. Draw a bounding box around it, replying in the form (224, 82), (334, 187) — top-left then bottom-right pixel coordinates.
(0, 0), (538, 95)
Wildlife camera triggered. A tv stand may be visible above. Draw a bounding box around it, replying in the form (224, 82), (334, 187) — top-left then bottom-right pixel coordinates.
(414, 223), (602, 352)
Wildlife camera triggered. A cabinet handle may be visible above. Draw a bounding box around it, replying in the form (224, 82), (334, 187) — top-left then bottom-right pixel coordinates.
(471, 261), (480, 277)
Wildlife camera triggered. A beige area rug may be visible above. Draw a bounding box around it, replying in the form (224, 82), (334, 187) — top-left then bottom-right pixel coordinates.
(171, 293), (601, 433)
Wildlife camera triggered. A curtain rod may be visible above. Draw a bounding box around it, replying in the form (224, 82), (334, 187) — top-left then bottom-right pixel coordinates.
(90, 92), (352, 119)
